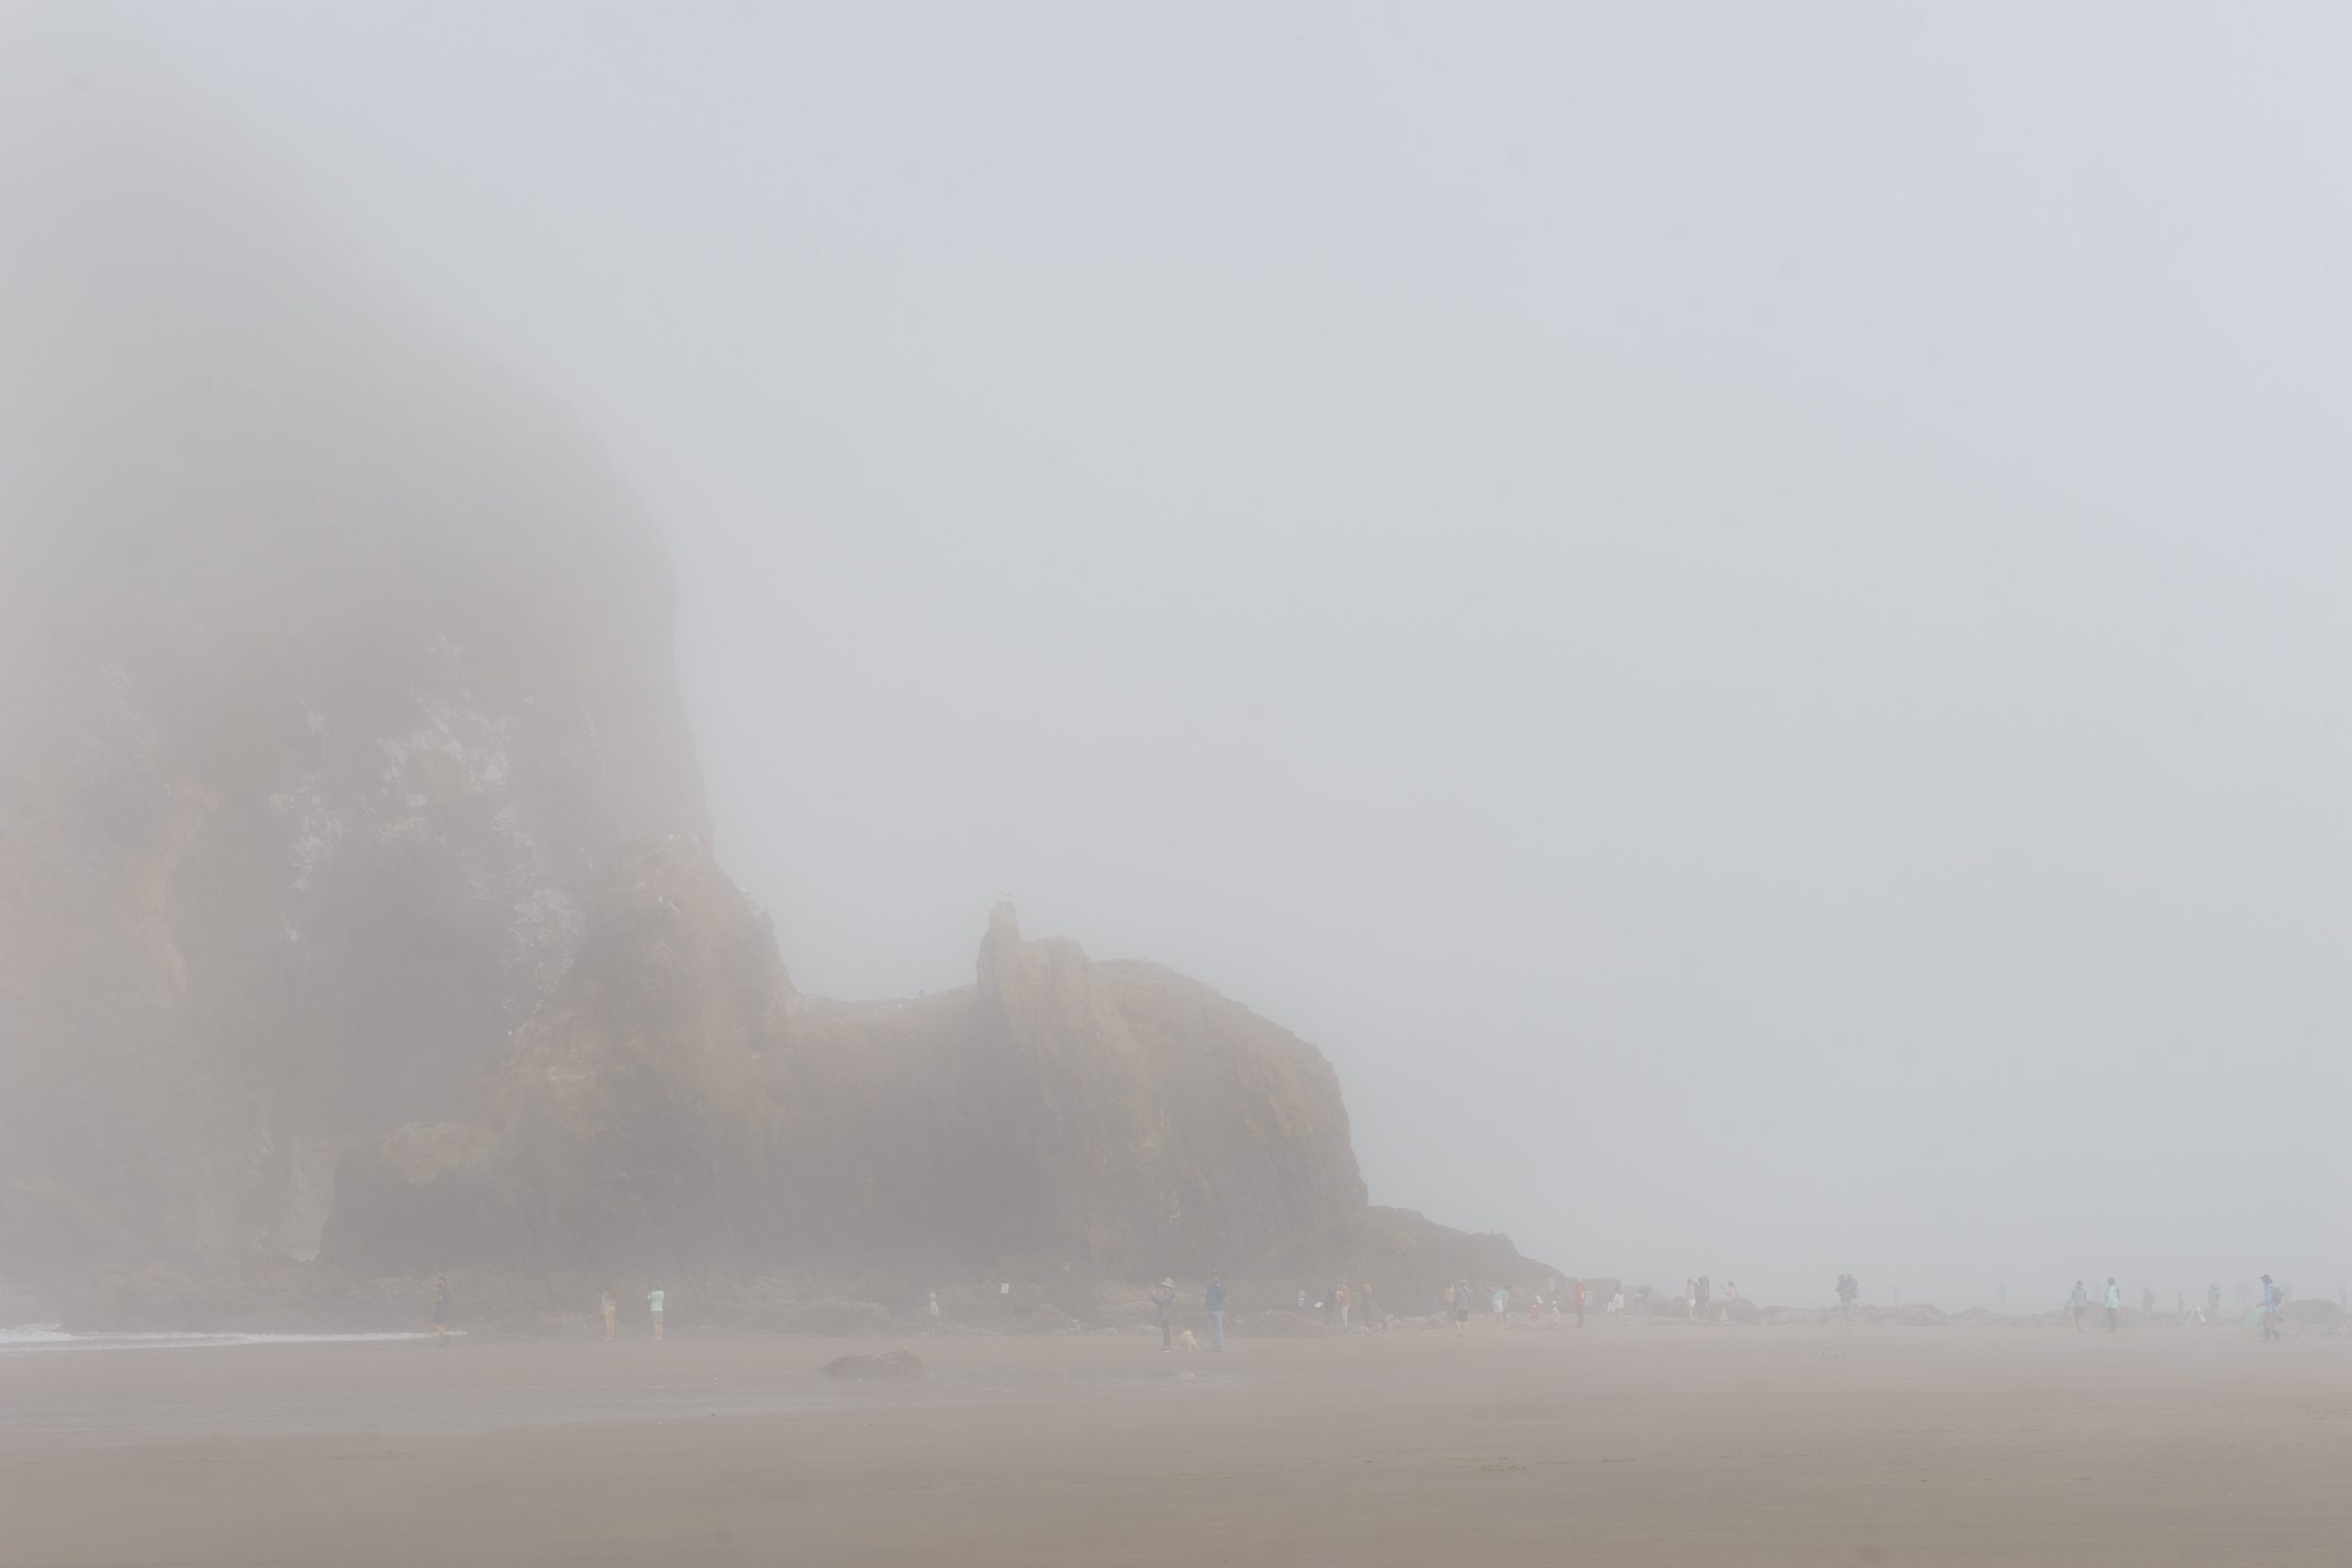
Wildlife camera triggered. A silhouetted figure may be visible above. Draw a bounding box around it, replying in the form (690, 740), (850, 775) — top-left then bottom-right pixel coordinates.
(2103, 1278), (2120, 1333)
(2069, 1280), (2089, 1332)
(432, 1276), (451, 1345)
(1152, 1278), (1177, 1350)
(1204, 1273), (1227, 1351)
(2259, 1275), (2281, 1342)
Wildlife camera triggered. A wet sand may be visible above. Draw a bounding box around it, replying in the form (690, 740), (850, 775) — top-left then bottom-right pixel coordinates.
(5, 1323), (2345, 1566)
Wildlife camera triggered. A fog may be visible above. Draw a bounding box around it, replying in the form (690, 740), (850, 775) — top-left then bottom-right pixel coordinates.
(96, 0), (2349, 1311)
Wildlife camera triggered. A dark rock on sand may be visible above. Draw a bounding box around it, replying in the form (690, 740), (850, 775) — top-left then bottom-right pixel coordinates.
(820, 1349), (926, 1382)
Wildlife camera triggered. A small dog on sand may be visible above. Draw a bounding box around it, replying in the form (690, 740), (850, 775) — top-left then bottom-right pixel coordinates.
(1174, 1329), (1200, 1352)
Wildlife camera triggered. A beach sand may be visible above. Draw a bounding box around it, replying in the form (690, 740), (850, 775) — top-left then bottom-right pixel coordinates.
(5, 1323), (2344, 1565)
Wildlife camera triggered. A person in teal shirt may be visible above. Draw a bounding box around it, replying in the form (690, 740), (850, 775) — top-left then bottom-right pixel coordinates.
(649, 1285), (666, 1340)
(2102, 1278), (2120, 1334)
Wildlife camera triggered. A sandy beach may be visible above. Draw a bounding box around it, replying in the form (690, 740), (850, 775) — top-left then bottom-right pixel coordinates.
(5, 1322), (2345, 1566)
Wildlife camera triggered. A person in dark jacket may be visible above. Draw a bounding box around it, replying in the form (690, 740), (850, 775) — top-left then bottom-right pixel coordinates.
(1204, 1274), (1227, 1352)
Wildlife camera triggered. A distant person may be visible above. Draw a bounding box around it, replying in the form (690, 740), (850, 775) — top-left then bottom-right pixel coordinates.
(601, 1283), (616, 1341)
(1453, 1280), (1472, 1337)
(1491, 1286), (1510, 1326)
(1722, 1281), (1739, 1325)
(1573, 1278), (1587, 1329)
(2141, 1286), (2154, 1318)
(1205, 1273), (1227, 1352)
(1152, 1278), (1177, 1350)
(2260, 1275), (2280, 1342)
(433, 1276), (451, 1345)
(1360, 1283), (1380, 1331)
(1685, 1279), (1697, 1321)
(927, 1291), (942, 1335)
(1337, 1282), (1351, 1328)
(2069, 1280), (2089, 1332)
(649, 1284), (666, 1340)
(2208, 1283), (2222, 1318)
(1694, 1276), (1713, 1323)
(2103, 1278), (2120, 1333)
(1547, 1293), (1563, 1327)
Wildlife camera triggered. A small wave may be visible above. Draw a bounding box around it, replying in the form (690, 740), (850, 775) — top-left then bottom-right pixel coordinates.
(0, 1325), (448, 1354)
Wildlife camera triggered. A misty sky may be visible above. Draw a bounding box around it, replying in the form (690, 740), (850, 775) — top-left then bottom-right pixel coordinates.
(107, 1), (2349, 1308)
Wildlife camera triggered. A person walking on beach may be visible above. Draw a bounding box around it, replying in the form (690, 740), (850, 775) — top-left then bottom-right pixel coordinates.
(432, 1276), (451, 1345)
(2207, 1282), (2222, 1319)
(1152, 1278), (1177, 1350)
(1204, 1273), (1227, 1352)
(1574, 1278), (1587, 1329)
(2259, 1275), (2281, 1341)
(1337, 1281), (1351, 1329)
(649, 1284), (666, 1340)
(1453, 1279), (1473, 1337)
(2103, 1278), (2120, 1334)
(1685, 1279), (1697, 1321)
(1491, 1286), (1510, 1327)
(2069, 1280), (2089, 1331)
(927, 1291), (942, 1335)
(601, 1283), (616, 1341)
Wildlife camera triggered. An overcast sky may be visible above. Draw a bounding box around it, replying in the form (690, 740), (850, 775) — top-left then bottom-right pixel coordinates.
(111, 1), (2350, 1307)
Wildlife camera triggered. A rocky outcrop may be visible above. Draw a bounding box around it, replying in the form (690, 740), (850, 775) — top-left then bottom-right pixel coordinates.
(0, 34), (705, 1279)
(3, 28), (1549, 1311)
(325, 845), (1374, 1282)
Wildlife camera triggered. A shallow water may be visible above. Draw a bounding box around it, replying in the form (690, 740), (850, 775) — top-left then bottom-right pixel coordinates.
(0, 1325), (447, 1354)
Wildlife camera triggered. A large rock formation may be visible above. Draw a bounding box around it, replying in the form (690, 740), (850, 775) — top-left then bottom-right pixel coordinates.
(325, 845), (1368, 1282)
(2, 28), (1546, 1311)
(0, 32), (705, 1278)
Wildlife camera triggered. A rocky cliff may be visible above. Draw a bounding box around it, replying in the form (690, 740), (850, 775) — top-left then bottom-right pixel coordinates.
(325, 845), (1369, 1281)
(2, 31), (1543, 1309)
(0, 35), (706, 1277)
